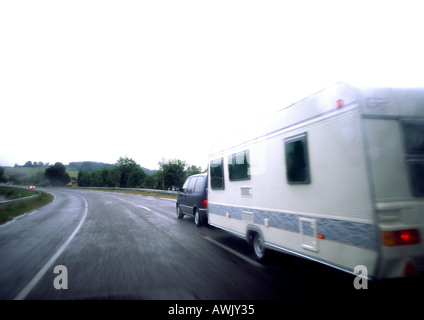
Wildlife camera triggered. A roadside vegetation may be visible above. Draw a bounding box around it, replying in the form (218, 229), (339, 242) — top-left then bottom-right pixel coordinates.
(0, 187), (38, 200)
(1, 156), (204, 191)
(77, 157), (203, 190)
(0, 187), (54, 225)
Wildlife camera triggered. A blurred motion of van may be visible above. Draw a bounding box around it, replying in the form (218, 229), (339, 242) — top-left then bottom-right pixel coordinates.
(176, 173), (208, 227)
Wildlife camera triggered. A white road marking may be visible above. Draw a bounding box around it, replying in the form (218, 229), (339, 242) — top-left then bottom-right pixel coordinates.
(13, 195), (89, 300)
(203, 236), (264, 269)
(106, 194), (176, 223)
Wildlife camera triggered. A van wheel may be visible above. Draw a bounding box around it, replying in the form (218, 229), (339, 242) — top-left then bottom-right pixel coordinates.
(176, 205), (184, 219)
(252, 232), (267, 261)
(194, 209), (202, 227)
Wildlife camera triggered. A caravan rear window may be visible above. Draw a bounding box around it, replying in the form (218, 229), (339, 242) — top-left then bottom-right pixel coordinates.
(284, 133), (311, 184)
(402, 120), (424, 154)
(228, 150), (250, 181)
(402, 120), (424, 197)
(210, 158), (225, 190)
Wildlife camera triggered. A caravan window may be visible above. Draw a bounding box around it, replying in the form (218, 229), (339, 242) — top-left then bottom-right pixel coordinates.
(402, 120), (424, 197)
(402, 120), (424, 154)
(210, 158), (225, 190)
(228, 150), (250, 181)
(284, 133), (311, 184)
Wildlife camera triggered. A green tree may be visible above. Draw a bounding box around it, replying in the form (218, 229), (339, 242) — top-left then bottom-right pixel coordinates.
(186, 165), (203, 178)
(89, 171), (101, 187)
(106, 168), (120, 187)
(143, 174), (157, 189)
(99, 168), (109, 186)
(115, 156), (145, 187)
(23, 161), (34, 167)
(127, 168), (146, 188)
(0, 167), (5, 183)
(159, 159), (187, 190)
(77, 171), (86, 187)
(44, 162), (70, 186)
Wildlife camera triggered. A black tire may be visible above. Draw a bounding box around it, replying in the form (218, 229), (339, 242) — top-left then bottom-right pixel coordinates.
(194, 209), (202, 227)
(176, 204), (184, 219)
(252, 232), (267, 261)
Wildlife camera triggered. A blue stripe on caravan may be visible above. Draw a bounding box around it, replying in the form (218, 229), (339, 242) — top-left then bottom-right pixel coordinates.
(209, 203), (377, 251)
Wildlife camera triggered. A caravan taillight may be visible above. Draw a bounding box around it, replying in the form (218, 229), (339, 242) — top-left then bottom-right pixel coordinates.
(336, 99), (344, 109)
(381, 229), (421, 246)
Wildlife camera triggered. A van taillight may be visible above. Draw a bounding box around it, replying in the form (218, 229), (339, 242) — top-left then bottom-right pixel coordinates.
(202, 199), (208, 209)
(381, 229), (421, 246)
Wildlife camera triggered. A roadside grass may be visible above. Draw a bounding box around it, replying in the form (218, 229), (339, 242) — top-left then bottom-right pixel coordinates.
(0, 190), (54, 225)
(0, 187), (38, 200)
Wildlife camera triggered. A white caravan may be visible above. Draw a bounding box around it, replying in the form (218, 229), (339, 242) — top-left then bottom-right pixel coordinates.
(207, 82), (424, 280)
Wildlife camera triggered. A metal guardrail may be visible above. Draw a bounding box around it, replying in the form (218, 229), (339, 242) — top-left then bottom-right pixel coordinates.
(0, 193), (40, 205)
(76, 186), (179, 195)
(0, 185), (41, 205)
(0, 184), (178, 205)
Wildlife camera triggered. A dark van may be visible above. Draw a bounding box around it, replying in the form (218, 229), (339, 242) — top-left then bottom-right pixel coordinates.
(176, 173), (208, 227)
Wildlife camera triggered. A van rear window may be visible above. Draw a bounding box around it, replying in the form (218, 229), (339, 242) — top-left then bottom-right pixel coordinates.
(194, 176), (205, 193)
(187, 177), (197, 193)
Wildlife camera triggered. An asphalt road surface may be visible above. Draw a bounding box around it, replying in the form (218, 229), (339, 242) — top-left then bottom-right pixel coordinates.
(0, 188), (422, 304)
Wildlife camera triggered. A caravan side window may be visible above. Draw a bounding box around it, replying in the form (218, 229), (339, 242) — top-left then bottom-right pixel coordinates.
(284, 133), (311, 184)
(210, 158), (225, 190)
(228, 150), (250, 181)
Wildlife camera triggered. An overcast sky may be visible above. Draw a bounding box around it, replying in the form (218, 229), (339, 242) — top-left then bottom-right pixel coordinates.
(1, 0), (423, 170)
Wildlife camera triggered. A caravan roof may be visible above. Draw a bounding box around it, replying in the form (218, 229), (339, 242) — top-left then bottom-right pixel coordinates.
(209, 82), (424, 158)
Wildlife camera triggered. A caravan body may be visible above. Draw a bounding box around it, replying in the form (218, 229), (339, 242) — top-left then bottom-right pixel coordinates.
(207, 82), (424, 280)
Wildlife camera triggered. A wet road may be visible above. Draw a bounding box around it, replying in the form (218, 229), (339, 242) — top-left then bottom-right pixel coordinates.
(0, 188), (422, 303)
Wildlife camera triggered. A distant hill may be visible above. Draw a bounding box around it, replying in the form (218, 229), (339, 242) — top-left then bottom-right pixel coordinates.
(140, 167), (156, 176)
(68, 161), (114, 173)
